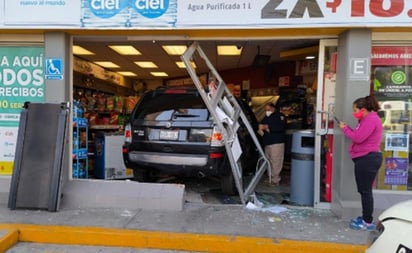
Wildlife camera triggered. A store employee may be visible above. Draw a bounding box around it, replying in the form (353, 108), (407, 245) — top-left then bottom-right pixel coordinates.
(257, 102), (286, 186)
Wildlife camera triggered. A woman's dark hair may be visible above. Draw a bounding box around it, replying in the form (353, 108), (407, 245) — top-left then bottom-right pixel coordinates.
(353, 96), (380, 111)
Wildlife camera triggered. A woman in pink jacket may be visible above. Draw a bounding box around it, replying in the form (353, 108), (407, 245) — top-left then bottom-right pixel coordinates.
(338, 96), (383, 231)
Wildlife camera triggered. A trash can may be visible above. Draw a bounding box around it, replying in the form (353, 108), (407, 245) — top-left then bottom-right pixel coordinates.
(290, 130), (315, 206)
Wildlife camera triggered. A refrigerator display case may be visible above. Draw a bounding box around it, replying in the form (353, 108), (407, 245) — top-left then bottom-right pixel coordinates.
(94, 133), (133, 180)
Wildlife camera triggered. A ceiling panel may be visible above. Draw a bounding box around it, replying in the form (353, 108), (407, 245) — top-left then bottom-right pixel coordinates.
(73, 37), (320, 80)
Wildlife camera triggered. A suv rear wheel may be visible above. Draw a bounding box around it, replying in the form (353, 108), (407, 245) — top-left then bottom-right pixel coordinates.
(133, 167), (150, 182)
(221, 171), (237, 195)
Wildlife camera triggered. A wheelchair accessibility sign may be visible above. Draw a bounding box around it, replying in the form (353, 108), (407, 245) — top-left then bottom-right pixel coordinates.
(45, 58), (63, 80)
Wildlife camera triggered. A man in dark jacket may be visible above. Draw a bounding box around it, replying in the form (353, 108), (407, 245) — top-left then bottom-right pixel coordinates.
(258, 102), (286, 186)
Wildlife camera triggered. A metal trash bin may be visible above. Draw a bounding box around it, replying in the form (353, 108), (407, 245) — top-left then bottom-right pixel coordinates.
(290, 130), (315, 206)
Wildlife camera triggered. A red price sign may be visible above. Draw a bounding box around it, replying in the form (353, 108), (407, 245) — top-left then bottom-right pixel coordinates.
(327, 0), (412, 18)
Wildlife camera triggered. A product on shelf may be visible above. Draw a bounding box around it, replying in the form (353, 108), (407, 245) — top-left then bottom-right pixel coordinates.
(86, 94), (96, 111)
(106, 96), (114, 111)
(72, 117), (88, 179)
(95, 93), (107, 112)
(72, 100), (84, 118)
(114, 96), (124, 113)
(126, 96), (139, 114)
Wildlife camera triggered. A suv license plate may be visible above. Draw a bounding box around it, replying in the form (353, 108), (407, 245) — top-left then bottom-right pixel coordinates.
(159, 130), (179, 140)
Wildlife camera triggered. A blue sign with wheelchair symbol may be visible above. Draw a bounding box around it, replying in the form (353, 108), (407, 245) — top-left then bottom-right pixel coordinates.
(45, 58), (63, 80)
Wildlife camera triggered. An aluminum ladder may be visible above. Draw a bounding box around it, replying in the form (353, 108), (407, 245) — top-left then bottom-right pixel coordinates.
(181, 41), (271, 204)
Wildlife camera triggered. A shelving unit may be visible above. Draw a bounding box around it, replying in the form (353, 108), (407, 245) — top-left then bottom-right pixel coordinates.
(73, 117), (88, 178)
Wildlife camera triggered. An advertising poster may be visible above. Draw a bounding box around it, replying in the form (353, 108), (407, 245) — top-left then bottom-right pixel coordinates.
(80, 0), (177, 27)
(0, 46), (45, 175)
(385, 133), (409, 152)
(384, 157), (408, 185)
(372, 46), (412, 98)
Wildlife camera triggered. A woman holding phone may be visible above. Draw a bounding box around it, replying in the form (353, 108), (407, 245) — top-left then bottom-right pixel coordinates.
(337, 95), (383, 231)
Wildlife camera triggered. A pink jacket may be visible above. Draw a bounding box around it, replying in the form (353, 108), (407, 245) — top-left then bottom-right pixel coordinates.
(342, 111), (383, 159)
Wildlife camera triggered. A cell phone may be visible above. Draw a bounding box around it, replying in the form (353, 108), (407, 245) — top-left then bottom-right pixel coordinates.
(334, 116), (340, 123)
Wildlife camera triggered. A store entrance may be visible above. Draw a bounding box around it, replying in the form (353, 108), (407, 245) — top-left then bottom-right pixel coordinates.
(72, 36), (322, 205)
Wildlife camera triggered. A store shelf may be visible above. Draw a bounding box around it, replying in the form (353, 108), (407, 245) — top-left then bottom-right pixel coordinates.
(73, 117), (88, 179)
(89, 124), (122, 130)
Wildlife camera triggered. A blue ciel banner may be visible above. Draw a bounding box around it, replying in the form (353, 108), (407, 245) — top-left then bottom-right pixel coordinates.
(80, 0), (177, 27)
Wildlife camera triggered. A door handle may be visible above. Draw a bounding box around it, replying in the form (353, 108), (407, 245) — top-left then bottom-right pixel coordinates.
(316, 110), (330, 136)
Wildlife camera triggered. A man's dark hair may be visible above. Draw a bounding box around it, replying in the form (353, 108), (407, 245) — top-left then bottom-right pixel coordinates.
(266, 102), (276, 109)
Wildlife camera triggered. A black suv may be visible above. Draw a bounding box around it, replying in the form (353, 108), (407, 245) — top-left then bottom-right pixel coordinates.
(122, 87), (260, 194)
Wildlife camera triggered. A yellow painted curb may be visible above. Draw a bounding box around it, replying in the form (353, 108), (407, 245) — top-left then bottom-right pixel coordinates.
(0, 228), (19, 252)
(0, 224), (366, 253)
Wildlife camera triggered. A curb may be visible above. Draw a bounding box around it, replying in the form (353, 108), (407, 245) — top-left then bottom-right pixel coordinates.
(0, 224), (366, 253)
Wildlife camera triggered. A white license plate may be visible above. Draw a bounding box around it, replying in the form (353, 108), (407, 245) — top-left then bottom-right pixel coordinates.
(159, 130), (179, 140)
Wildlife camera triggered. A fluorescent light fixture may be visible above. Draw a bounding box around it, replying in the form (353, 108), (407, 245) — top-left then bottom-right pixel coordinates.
(109, 45), (141, 55)
(150, 72), (168, 77)
(217, 45), (242, 56)
(176, 61), (196, 69)
(117, 71), (137, 76)
(305, 55), (316, 60)
(134, 61), (158, 68)
(73, 45), (94, 55)
(162, 45), (187, 55)
(94, 61), (120, 68)
(280, 46), (318, 59)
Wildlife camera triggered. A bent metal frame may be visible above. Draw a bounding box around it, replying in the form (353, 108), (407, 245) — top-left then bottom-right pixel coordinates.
(181, 42), (271, 204)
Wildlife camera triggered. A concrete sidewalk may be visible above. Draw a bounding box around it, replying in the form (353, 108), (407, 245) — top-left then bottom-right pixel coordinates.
(0, 200), (368, 253)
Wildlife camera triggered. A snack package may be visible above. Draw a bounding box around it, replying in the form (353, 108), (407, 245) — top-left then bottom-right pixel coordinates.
(126, 96), (139, 114)
(114, 96), (125, 113)
(110, 112), (119, 125)
(88, 112), (97, 126)
(106, 96), (114, 111)
(86, 94), (96, 111)
(95, 93), (106, 112)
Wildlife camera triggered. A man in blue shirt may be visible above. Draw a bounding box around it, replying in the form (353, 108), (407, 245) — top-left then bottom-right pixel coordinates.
(258, 102), (286, 186)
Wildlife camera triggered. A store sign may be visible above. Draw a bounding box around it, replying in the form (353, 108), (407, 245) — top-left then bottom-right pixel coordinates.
(45, 58), (63, 80)
(3, 1), (80, 25)
(0, 0), (412, 28)
(350, 58), (369, 80)
(372, 46), (412, 66)
(0, 46), (45, 175)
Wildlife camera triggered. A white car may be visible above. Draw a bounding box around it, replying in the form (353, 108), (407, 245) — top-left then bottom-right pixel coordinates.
(366, 200), (412, 253)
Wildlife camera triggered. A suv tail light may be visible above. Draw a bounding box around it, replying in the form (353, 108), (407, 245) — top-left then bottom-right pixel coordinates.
(211, 126), (224, 147)
(124, 123), (132, 143)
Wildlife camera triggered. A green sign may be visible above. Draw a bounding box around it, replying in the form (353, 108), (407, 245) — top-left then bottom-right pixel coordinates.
(0, 46), (45, 127)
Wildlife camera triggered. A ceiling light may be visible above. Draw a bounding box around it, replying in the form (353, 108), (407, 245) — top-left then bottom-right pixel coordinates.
(134, 61), (158, 68)
(94, 61), (120, 68)
(176, 61), (196, 69)
(109, 45), (141, 55)
(217, 45), (242, 56)
(73, 45), (94, 55)
(280, 46), (318, 59)
(150, 72), (168, 77)
(305, 55), (316, 60)
(162, 45), (187, 55)
(117, 71), (137, 76)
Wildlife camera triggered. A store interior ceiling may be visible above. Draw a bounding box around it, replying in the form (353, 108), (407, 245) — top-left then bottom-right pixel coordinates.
(73, 36), (320, 81)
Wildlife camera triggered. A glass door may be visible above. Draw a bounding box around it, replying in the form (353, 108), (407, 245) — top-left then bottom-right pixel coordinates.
(314, 39), (338, 208)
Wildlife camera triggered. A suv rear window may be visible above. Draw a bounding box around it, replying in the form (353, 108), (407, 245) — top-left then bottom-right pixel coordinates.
(133, 93), (209, 121)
